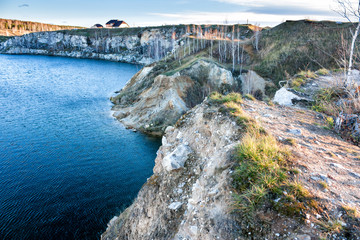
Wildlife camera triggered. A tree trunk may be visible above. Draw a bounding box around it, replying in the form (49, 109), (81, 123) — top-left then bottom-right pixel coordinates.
(346, 18), (360, 86)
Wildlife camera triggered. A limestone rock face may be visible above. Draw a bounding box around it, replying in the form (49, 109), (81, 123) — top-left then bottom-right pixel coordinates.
(111, 59), (240, 135)
(102, 100), (242, 240)
(0, 27), (182, 64)
(113, 74), (193, 136)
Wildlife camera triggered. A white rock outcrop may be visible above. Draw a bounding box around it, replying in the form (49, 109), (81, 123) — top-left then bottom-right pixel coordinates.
(0, 27), (183, 64)
(273, 87), (307, 106)
(168, 202), (183, 210)
(162, 144), (193, 171)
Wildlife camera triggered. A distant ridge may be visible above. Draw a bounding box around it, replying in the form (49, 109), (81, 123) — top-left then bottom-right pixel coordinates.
(0, 18), (86, 36)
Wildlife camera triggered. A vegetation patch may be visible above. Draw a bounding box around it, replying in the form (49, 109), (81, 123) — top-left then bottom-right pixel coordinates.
(332, 205), (360, 239)
(233, 130), (289, 213)
(312, 87), (342, 116)
(325, 116), (335, 130)
(289, 70), (318, 89)
(319, 181), (329, 190)
(317, 218), (344, 233)
(233, 130), (322, 221)
(284, 138), (297, 146)
(342, 205), (360, 219)
(209, 92), (262, 131)
(297, 70), (318, 79)
(244, 93), (256, 101)
(209, 92), (243, 104)
(254, 20), (355, 84)
(209, 92), (325, 237)
(316, 68), (330, 76)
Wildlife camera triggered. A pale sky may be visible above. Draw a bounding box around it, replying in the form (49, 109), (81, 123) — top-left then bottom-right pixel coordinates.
(0, 0), (352, 27)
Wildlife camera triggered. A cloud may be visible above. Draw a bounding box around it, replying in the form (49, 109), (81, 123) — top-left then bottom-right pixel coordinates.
(213, 0), (338, 14)
(18, 4), (29, 8)
(145, 0), (345, 27)
(215, 0), (329, 8)
(150, 10), (342, 27)
(245, 6), (332, 16)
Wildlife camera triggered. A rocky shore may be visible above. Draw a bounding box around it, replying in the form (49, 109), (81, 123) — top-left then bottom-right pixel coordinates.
(1, 21), (359, 239)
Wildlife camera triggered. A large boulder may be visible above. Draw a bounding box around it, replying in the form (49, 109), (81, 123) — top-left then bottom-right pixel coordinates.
(335, 113), (360, 145)
(178, 59), (237, 91)
(273, 87), (313, 106)
(240, 70), (266, 97)
(346, 69), (360, 87)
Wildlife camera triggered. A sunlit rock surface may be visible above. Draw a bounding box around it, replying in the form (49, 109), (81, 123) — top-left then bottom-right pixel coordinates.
(102, 100), (242, 240)
(0, 28), (183, 64)
(111, 59), (240, 135)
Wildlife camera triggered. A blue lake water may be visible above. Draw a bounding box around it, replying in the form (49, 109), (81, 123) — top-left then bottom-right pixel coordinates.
(0, 55), (161, 239)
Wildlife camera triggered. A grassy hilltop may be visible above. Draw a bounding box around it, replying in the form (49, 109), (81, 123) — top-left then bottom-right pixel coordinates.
(0, 18), (85, 37)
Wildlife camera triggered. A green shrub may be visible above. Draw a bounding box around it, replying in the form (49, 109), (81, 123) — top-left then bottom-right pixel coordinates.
(317, 218), (344, 233)
(319, 181), (329, 190)
(316, 68), (330, 76)
(325, 116), (334, 129)
(290, 70), (318, 88)
(291, 77), (306, 87)
(297, 70), (318, 79)
(342, 205), (359, 219)
(312, 88), (341, 116)
(244, 94), (256, 101)
(209, 92), (242, 104)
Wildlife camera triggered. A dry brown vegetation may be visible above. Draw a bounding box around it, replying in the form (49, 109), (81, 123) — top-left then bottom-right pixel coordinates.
(0, 18), (85, 36)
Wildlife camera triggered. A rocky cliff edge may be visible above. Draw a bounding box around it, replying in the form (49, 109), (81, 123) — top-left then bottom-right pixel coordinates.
(103, 93), (360, 239)
(103, 99), (243, 240)
(111, 58), (269, 136)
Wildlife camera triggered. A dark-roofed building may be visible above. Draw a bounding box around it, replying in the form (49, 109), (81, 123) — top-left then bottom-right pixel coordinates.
(91, 24), (103, 28)
(106, 19), (130, 28)
(106, 20), (118, 27)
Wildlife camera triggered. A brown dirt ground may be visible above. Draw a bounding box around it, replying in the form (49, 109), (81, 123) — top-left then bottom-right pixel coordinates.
(242, 99), (360, 239)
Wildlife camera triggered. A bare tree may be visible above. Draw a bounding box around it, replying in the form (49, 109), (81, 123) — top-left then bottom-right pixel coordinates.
(335, 0), (360, 85)
(254, 26), (260, 52)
